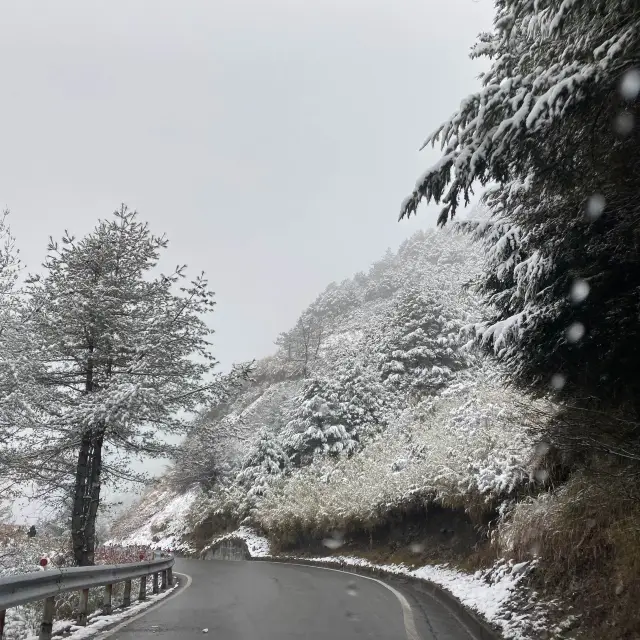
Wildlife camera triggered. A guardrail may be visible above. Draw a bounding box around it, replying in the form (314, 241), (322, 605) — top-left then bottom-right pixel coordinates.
(0, 555), (174, 640)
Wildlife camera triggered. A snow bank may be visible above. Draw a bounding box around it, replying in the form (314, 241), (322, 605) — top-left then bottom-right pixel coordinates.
(22, 581), (179, 640)
(111, 487), (200, 552)
(201, 526), (270, 558)
(278, 555), (545, 639)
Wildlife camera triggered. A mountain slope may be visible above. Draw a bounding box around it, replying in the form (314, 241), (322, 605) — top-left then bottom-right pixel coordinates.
(113, 227), (533, 544)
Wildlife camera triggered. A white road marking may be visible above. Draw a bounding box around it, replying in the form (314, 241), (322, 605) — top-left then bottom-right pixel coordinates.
(97, 572), (193, 638)
(275, 562), (421, 640)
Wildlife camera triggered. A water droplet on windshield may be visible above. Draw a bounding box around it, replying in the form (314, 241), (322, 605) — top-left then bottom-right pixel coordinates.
(535, 442), (550, 456)
(322, 531), (344, 549)
(323, 538), (342, 549)
(620, 68), (640, 101)
(614, 111), (634, 136)
(585, 194), (605, 220)
(550, 374), (566, 390)
(409, 542), (424, 554)
(346, 580), (358, 596)
(566, 322), (585, 343)
(534, 469), (549, 483)
(570, 279), (590, 304)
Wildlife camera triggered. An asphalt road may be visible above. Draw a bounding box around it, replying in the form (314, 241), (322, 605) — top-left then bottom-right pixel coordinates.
(112, 558), (475, 639)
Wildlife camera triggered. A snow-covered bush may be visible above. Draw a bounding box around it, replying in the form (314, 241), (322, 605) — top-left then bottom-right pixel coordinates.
(110, 486), (203, 552)
(256, 365), (536, 543)
(495, 461), (640, 637)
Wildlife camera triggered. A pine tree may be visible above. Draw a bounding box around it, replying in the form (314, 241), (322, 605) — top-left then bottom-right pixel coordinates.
(236, 428), (290, 499)
(380, 288), (468, 397)
(400, 1), (640, 415)
(0, 211), (39, 496)
(24, 206), (221, 565)
(283, 370), (384, 465)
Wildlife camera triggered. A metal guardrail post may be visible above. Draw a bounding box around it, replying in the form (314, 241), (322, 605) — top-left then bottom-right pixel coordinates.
(77, 588), (89, 626)
(152, 572), (159, 595)
(123, 579), (132, 607)
(167, 567), (173, 587)
(39, 595), (55, 640)
(161, 570), (167, 590)
(139, 575), (147, 601)
(103, 584), (113, 615)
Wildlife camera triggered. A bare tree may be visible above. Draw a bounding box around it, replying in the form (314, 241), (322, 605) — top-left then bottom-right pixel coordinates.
(276, 313), (324, 377)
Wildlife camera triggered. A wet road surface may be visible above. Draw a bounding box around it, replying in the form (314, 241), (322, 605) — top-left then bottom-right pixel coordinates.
(113, 558), (475, 639)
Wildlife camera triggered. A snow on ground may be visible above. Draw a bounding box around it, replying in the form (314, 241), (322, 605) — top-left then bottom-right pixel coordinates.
(201, 526), (270, 557)
(275, 555), (546, 639)
(22, 581), (179, 640)
(112, 487), (200, 552)
(413, 561), (547, 639)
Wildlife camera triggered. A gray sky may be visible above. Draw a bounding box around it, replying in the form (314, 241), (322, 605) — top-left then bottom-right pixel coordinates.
(0, 0), (493, 375)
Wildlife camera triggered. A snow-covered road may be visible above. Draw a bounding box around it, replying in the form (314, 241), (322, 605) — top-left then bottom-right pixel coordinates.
(110, 557), (476, 639)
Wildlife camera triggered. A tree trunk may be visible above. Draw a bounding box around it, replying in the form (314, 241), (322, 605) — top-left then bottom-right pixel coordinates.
(71, 431), (104, 566)
(84, 434), (103, 566)
(71, 432), (92, 566)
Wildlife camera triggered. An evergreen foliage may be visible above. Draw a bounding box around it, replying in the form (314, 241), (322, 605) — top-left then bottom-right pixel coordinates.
(0, 212), (36, 494)
(3, 205), (233, 565)
(400, 1), (640, 420)
(171, 229), (484, 505)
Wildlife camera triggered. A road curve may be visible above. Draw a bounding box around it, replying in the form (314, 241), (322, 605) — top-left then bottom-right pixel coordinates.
(111, 558), (475, 639)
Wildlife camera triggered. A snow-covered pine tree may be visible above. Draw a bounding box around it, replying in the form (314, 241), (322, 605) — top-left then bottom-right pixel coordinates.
(0, 212), (40, 496)
(23, 206), (223, 565)
(283, 369), (384, 465)
(333, 366), (387, 442)
(282, 378), (340, 465)
(400, 1), (640, 413)
(364, 248), (399, 302)
(236, 428), (290, 500)
(379, 287), (468, 397)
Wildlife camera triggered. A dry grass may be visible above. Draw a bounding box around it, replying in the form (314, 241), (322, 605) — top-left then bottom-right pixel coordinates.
(264, 497), (496, 572)
(497, 460), (640, 639)
(256, 379), (535, 548)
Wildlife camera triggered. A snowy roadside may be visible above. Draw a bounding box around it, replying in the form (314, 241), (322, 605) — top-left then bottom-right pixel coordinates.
(199, 526), (271, 558)
(201, 527), (549, 640)
(276, 555), (548, 640)
(108, 488), (201, 554)
(20, 581), (180, 640)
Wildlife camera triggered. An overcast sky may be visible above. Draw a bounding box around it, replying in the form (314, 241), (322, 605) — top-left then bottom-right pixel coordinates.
(1, 0), (493, 376)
